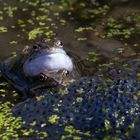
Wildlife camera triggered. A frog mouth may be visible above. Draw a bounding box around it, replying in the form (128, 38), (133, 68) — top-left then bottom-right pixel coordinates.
(29, 80), (59, 93)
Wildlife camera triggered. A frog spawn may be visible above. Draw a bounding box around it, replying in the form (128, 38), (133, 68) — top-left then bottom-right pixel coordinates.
(12, 77), (140, 139)
(127, 59), (140, 73)
(107, 67), (136, 80)
(106, 59), (140, 80)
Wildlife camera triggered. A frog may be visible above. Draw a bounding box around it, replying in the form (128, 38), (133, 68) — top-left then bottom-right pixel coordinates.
(0, 39), (78, 95)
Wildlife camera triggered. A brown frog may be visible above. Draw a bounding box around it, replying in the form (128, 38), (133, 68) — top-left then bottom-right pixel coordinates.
(0, 39), (77, 95)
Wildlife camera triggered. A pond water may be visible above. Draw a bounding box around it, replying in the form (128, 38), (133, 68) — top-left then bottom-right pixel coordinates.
(0, 0), (140, 139)
(0, 0), (139, 77)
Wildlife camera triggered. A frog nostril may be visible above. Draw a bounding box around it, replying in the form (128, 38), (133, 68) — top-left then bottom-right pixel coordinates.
(39, 73), (47, 82)
(33, 44), (40, 51)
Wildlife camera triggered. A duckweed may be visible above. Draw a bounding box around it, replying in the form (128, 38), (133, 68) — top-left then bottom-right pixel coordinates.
(0, 102), (22, 139)
(87, 51), (101, 62)
(4, 6), (18, 18)
(9, 40), (18, 45)
(48, 115), (59, 124)
(28, 27), (55, 40)
(0, 27), (7, 32)
(0, 0), (140, 139)
(77, 37), (87, 41)
(75, 27), (93, 33)
(105, 15), (140, 39)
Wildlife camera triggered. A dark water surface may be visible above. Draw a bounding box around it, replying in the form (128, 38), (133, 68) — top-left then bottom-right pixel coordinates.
(0, 0), (139, 77)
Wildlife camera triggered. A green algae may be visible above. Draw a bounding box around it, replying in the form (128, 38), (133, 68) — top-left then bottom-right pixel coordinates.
(75, 27), (94, 33)
(62, 125), (91, 140)
(87, 51), (101, 62)
(105, 16), (139, 39)
(0, 101), (50, 139)
(95, 10), (138, 41)
(0, 102), (23, 139)
(9, 40), (18, 45)
(48, 115), (60, 124)
(4, 6), (18, 18)
(0, 27), (7, 32)
(0, 0), (140, 139)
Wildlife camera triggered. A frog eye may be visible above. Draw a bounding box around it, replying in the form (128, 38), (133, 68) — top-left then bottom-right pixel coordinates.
(55, 40), (63, 48)
(59, 41), (63, 48)
(32, 44), (40, 51)
(39, 73), (47, 82)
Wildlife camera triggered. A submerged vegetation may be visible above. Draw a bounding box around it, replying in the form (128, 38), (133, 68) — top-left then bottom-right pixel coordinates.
(0, 0), (140, 139)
